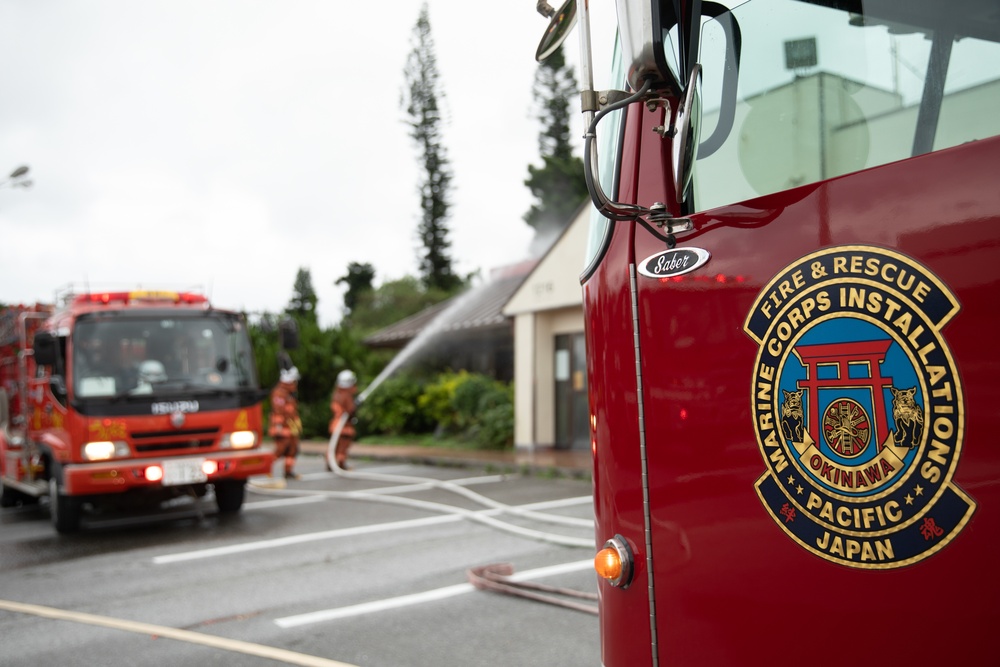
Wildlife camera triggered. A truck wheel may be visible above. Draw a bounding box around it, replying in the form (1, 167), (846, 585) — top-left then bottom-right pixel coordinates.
(49, 476), (82, 534)
(214, 479), (246, 514)
(0, 388), (9, 428)
(1, 477), (19, 508)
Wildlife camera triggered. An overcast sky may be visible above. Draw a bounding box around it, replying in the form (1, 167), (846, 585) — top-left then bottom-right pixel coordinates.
(0, 1), (616, 327)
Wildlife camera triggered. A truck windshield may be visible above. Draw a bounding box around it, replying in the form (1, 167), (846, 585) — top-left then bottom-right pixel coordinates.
(71, 314), (257, 399)
(692, 0), (1000, 211)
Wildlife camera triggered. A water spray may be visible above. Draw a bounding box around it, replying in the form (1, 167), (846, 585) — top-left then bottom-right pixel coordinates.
(356, 282), (486, 405)
(301, 274), (593, 545)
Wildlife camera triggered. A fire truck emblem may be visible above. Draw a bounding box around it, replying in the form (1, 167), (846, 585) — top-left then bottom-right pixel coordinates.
(744, 246), (976, 569)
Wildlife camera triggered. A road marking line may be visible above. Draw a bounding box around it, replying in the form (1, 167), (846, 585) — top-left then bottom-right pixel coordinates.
(153, 515), (461, 564)
(0, 598), (358, 667)
(153, 496), (591, 565)
(274, 559), (594, 628)
(246, 495), (329, 509)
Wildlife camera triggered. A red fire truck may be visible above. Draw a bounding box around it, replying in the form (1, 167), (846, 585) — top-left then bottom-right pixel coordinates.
(0, 290), (274, 533)
(540, 0), (1000, 664)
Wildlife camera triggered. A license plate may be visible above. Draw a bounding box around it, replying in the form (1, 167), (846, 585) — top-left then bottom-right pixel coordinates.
(161, 458), (207, 486)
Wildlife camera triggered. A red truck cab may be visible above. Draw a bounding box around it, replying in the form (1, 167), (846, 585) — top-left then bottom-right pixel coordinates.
(561, 0), (1000, 664)
(1, 290), (273, 533)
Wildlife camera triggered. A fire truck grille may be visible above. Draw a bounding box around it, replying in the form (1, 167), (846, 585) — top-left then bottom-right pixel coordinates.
(131, 428), (220, 453)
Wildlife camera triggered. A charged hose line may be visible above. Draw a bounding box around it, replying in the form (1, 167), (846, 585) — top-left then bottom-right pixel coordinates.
(247, 482), (592, 548)
(247, 413), (593, 549)
(467, 563), (598, 616)
(326, 413), (593, 529)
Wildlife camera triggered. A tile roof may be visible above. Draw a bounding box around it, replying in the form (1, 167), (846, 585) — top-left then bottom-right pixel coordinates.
(363, 260), (536, 348)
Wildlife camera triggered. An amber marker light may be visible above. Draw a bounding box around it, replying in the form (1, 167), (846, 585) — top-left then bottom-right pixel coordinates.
(594, 535), (633, 589)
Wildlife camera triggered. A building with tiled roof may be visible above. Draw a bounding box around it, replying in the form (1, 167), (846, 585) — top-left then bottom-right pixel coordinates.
(362, 206), (591, 452)
(363, 260), (538, 382)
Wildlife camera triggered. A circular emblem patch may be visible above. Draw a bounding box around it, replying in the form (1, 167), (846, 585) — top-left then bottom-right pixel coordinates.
(744, 246), (976, 569)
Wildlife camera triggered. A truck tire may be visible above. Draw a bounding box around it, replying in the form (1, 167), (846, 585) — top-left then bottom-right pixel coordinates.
(214, 479), (246, 514)
(0, 477), (18, 508)
(49, 476), (82, 534)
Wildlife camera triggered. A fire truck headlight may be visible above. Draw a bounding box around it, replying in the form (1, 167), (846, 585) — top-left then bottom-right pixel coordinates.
(595, 535), (633, 589)
(220, 431), (257, 449)
(83, 440), (130, 461)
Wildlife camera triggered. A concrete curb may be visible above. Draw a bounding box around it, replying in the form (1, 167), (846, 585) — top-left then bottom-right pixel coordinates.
(294, 440), (591, 479)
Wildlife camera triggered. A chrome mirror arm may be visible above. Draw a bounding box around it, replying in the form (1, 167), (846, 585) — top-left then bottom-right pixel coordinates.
(582, 80), (655, 220)
(575, 0), (646, 220)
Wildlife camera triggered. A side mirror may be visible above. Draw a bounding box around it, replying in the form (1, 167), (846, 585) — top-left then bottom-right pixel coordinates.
(33, 331), (58, 366)
(615, 0), (682, 95)
(535, 0), (577, 62)
(50, 375), (67, 397)
(672, 65), (703, 203)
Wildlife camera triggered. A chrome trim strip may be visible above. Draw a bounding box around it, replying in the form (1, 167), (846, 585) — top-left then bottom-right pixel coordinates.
(630, 263), (658, 666)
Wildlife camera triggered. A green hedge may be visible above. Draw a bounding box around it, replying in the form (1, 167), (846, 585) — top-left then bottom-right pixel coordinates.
(357, 370), (513, 449)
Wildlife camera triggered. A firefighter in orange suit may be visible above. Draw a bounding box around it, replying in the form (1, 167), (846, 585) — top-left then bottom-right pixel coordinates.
(269, 366), (302, 480)
(329, 369), (358, 470)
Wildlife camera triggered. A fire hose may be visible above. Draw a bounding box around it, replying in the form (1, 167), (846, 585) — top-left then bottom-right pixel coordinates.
(326, 411), (593, 534)
(466, 563), (598, 616)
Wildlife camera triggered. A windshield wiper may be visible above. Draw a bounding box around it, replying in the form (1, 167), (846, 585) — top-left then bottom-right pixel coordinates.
(149, 380), (239, 397)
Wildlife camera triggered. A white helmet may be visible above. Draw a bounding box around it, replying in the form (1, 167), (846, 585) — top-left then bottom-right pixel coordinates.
(138, 360), (167, 384)
(336, 369), (357, 388)
(280, 366), (301, 384)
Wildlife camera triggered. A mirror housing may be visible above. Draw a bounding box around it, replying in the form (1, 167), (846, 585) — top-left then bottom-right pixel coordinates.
(672, 64), (703, 203)
(535, 0), (577, 62)
(615, 0), (681, 94)
(33, 331), (59, 366)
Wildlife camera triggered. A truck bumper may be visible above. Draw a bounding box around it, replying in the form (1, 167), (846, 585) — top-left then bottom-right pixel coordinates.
(62, 449), (275, 496)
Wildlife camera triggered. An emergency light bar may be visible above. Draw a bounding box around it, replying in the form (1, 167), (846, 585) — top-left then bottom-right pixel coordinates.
(72, 291), (208, 306)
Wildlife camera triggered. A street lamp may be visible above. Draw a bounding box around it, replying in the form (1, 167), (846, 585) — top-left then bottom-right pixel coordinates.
(0, 165), (32, 190)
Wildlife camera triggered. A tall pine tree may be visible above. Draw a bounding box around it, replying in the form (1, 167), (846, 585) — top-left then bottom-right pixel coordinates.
(402, 3), (461, 293)
(336, 261), (375, 320)
(524, 44), (588, 253)
(286, 267), (318, 324)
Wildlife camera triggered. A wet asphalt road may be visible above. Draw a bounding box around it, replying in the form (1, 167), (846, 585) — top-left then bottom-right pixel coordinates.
(0, 454), (600, 666)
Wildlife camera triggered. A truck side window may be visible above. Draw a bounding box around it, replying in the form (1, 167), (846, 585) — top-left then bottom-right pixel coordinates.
(583, 34), (628, 277)
(692, 0), (1000, 212)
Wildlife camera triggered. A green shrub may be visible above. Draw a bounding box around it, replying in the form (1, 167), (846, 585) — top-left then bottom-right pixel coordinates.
(298, 399), (332, 440)
(357, 375), (433, 435)
(473, 402), (514, 449)
(350, 370), (513, 448)
(451, 373), (513, 448)
(452, 374), (502, 430)
(418, 370), (469, 432)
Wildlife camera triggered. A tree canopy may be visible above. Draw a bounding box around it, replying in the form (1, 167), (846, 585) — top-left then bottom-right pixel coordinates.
(286, 267), (318, 323)
(524, 44), (588, 248)
(401, 3), (462, 294)
(336, 261), (376, 319)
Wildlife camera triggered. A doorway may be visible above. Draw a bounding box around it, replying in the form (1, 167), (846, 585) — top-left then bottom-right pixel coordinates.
(554, 333), (589, 449)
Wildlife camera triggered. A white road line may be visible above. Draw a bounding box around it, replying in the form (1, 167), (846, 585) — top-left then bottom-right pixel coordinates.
(0, 599), (358, 667)
(276, 584), (476, 628)
(152, 515), (461, 564)
(245, 495), (329, 509)
(152, 496), (592, 565)
(274, 559), (595, 628)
